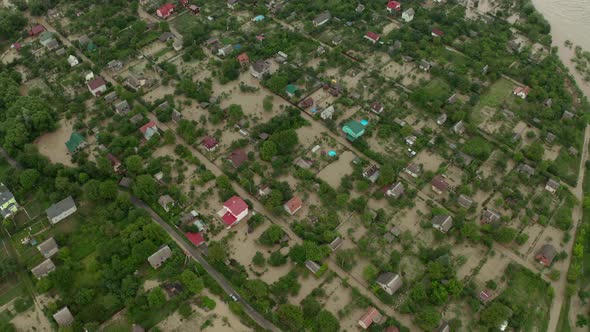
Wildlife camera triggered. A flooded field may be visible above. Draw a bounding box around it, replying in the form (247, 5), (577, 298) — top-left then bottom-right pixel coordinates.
(316, 150), (356, 188)
(34, 118), (77, 167)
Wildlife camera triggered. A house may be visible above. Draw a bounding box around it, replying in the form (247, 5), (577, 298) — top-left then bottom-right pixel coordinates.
(130, 113), (144, 125)
(329, 237), (343, 251)
(479, 289), (493, 303)
(431, 215), (453, 233)
(147, 245), (172, 269)
(250, 60), (270, 79)
(562, 110), (574, 120)
(356, 3), (366, 12)
(371, 102), (384, 114)
(45, 39), (59, 51)
(156, 3), (175, 19)
(218, 195), (249, 228)
(404, 163), (422, 178)
(107, 154), (122, 172)
(294, 158), (313, 169)
(104, 91), (118, 103)
(513, 86), (531, 99)
(342, 120), (365, 141)
(217, 44), (233, 57)
(321, 106), (335, 120)
(125, 75), (149, 91)
(67, 55), (79, 67)
(517, 163), (535, 178)
(431, 28), (444, 37)
(285, 84), (298, 97)
(275, 51), (288, 64)
(457, 194), (474, 209)
(158, 32), (175, 43)
(363, 164), (380, 183)
(186, 232), (205, 246)
(481, 208), (501, 224)
(358, 307), (382, 330)
(437, 113), (447, 125)
(227, 0), (238, 9)
(332, 35), (343, 46)
(237, 52), (250, 65)
(456, 151), (474, 166)
(31, 259), (56, 279)
(545, 179), (559, 194)
(545, 132), (556, 144)
(402, 8), (415, 22)
(419, 59), (432, 71)
(0, 184), (18, 219)
(386, 1), (401, 13)
(376, 272), (403, 295)
(46, 196), (77, 224)
(29, 24), (46, 36)
(431, 176), (449, 195)
(385, 182), (405, 199)
(258, 185), (272, 197)
(453, 120), (465, 134)
(305, 260), (321, 274)
(139, 121), (159, 140)
(435, 321), (450, 332)
(37, 237), (59, 258)
(283, 196), (303, 215)
(107, 59), (123, 71)
(87, 76), (107, 97)
(64, 132), (87, 154)
(299, 97), (314, 108)
(228, 149), (247, 168)
(114, 100), (130, 115)
(569, 146), (579, 156)
(201, 136), (219, 152)
(405, 135), (417, 146)
(364, 32), (380, 44)
(158, 195), (175, 212)
(119, 177), (132, 188)
(173, 39), (183, 51)
(535, 244), (556, 266)
(53, 307), (74, 327)
(313, 11), (331, 27)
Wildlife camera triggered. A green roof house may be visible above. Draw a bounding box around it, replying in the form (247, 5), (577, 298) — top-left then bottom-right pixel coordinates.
(0, 183), (18, 219)
(65, 132), (88, 154)
(285, 84), (298, 97)
(39, 31), (55, 46)
(342, 120), (365, 141)
(87, 41), (97, 52)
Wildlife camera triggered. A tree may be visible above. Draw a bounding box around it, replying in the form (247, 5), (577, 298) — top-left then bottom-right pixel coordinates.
(276, 304), (304, 332)
(252, 251), (266, 267)
(0, 9), (27, 40)
(208, 241), (227, 262)
(263, 95), (274, 112)
(313, 310), (339, 332)
(132, 175), (157, 201)
(19, 169), (40, 190)
(335, 249), (356, 271)
(99, 180), (118, 201)
(180, 270), (204, 294)
(125, 155), (143, 174)
(268, 250), (287, 266)
(258, 225), (284, 246)
(260, 141), (278, 161)
(463, 137), (492, 160)
(480, 302), (511, 329)
(269, 130), (298, 155)
(147, 287), (166, 308)
(362, 264), (378, 281)
(415, 306), (441, 331)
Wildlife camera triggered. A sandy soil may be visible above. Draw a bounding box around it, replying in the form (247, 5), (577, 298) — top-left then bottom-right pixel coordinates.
(34, 118), (77, 167)
(316, 150), (355, 189)
(543, 145), (561, 161)
(474, 252), (511, 285)
(288, 273), (322, 305)
(156, 290), (250, 332)
(382, 22), (400, 35)
(453, 243), (486, 280)
(10, 297), (52, 332)
(143, 279), (161, 292)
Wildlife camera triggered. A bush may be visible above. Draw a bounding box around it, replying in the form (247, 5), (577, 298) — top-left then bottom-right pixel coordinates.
(13, 297), (32, 313)
(178, 302), (193, 318)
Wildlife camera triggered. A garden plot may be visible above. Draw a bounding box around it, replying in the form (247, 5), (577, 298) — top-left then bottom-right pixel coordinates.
(288, 274), (323, 305)
(319, 279), (352, 312)
(339, 220), (368, 249)
(543, 144), (560, 161)
(391, 199), (429, 238)
(140, 40), (173, 61)
(517, 222), (546, 257)
(382, 21), (400, 35)
(366, 52), (392, 71)
(414, 150), (446, 172)
(443, 165), (464, 189)
(301, 87), (338, 115)
(381, 60), (415, 80)
(400, 255), (426, 281)
(316, 150), (356, 189)
(295, 125), (326, 148)
(477, 106), (503, 134)
(401, 68), (431, 88)
(34, 118), (77, 167)
(474, 252), (512, 284)
(453, 243), (487, 280)
(472, 78), (516, 125)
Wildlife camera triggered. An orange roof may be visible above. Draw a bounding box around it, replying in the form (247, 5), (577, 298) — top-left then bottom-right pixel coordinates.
(284, 196), (302, 214)
(358, 307), (381, 329)
(237, 52), (249, 63)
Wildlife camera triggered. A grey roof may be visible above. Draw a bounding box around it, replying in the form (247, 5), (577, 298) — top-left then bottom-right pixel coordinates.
(329, 237), (343, 251)
(376, 272), (403, 294)
(53, 306), (74, 327)
(147, 245), (172, 269)
(435, 321), (450, 332)
(130, 113), (144, 124)
(158, 195), (175, 208)
(305, 260), (321, 274)
(431, 215), (453, 232)
(456, 151), (473, 165)
(537, 244), (556, 261)
(46, 196), (76, 220)
(546, 179), (560, 191)
(403, 8), (415, 16)
(0, 183), (16, 218)
(31, 259), (56, 279)
(119, 177), (132, 188)
(159, 32), (176, 42)
(37, 237), (59, 258)
(386, 182), (405, 198)
(457, 195), (473, 209)
(252, 60), (269, 73)
(517, 163), (535, 177)
(313, 11), (331, 25)
(114, 100), (130, 114)
(482, 209), (501, 223)
(389, 226), (401, 237)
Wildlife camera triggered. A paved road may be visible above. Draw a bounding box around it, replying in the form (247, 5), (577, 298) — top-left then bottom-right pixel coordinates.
(129, 196), (280, 332)
(548, 124), (590, 332)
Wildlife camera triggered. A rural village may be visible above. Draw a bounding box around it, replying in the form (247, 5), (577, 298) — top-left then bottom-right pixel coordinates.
(0, 0), (589, 331)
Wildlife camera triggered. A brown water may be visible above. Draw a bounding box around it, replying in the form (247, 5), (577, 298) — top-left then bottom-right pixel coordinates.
(532, 0), (590, 96)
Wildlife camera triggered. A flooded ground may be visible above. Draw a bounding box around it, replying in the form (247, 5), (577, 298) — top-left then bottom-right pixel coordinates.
(316, 150), (355, 188)
(34, 118), (77, 167)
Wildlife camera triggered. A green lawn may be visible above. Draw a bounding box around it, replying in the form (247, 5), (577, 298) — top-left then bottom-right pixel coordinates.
(550, 148), (580, 186)
(0, 281), (26, 306)
(498, 263), (552, 332)
(472, 78), (517, 124)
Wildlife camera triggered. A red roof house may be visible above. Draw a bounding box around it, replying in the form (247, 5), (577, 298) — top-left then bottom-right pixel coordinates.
(139, 121), (159, 140)
(11, 42), (21, 51)
(237, 52), (250, 65)
(87, 76), (107, 97)
(256, 34), (265, 41)
(371, 101), (384, 114)
(201, 136), (218, 151)
(185, 232), (205, 246)
(513, 86), (531, 99)
(218, 196), (248, 228)
(358, 307), (382, 330)
(535, 244), (556, 266)
(107, 153), (122, 172)
(156, 3), (176, 19)
(29, 24), (46, 36)
(387, 1), (401, 13)
(283, 196), (303, 215)
(228, 149), (247, 168)
(431, 28), (444, 37)
(364, 32), (381, 44)
(299, 97), (314, 108)
(431, 175), (449, 195)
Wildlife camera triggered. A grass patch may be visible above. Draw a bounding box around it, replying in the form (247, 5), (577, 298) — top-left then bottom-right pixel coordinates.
(0, 281), (25, 306)
(472, 78), (517, 124)
(498, 263), (552, 332)
(549, 148), (580, 186)
(556, 296), (572, 332)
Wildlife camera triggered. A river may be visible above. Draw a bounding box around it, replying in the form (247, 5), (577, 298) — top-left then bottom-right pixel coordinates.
(532, 0), (590, 96)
